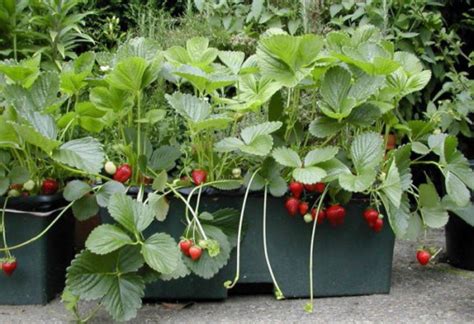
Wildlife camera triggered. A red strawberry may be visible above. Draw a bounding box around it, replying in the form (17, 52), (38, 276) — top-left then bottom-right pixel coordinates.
(189, 246), (202, 261)
(326, 204), (346, 226)
(179, 239), (193, 256)
(386, 134), (396, 150)
(373, 218), (384, 232)
(305, 182), (325, 193)
(285, 197), (300, 216)
(41, 179), (59, 195)
(289, 181), (304, 198)
(191, 169), (207, 186)
(363, 208), (379, 226)
(2, 260), (17, 276)
(113, 164), (132, 183)
(311, 208), (326, 224)
(416, 250), (431, 266)
(298, 202), (309, 216)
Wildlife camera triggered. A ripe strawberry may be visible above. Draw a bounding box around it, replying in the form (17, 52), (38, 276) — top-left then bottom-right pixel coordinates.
(363, 208), (379, 226)
(416, 250), (431, 266)
(386, 134), (396, 150)
(303, 213), (313, 223)
(298, 202), (309, 216)
(191, 169), (207, 186)
(373, 218), (384, 232)
(113, 164), (132, 183)
(288, 181), (304, 198)
(2, 260), (17, 276)
(189, 246), (203, 261)
(305, 182), (325, 193)
(179, 239), (193, 256)
(326, 204), (346, 226)
(41, 179), (59, 195)
(311, 208), (326, 224)
(285, 197), (300, 216)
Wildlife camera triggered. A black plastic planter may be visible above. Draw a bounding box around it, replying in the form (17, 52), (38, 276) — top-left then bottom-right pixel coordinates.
(445, 161), (474, 270)
(101, 190), (395, 300)
(0, 194), (74, 305)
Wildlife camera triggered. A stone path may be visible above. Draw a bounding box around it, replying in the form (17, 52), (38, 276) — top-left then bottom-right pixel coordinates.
(1, 229), (474, 323)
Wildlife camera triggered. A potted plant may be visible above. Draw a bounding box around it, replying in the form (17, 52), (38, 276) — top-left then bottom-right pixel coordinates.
(62, 26), (473, 321)
(0, 53), (106, 304)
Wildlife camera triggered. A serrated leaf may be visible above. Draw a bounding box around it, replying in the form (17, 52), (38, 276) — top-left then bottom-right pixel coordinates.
(243, 171), (266, 191)
(272, 147), (302, 168)
(108, 193), (155, 233)
(141, 233), (180, 274)
(72, 194), (99, 221)
(159, 255), (191, 281)
(106, 57), (148, 92)
(304, 146), (339, 166)
(53, 137), (104, 174)
(64, 180), (91, 202)
(11, 122), (60, 154)
(339, 168), (377, 192)
(214, 137), (244, 152)
(351, 132), (384, 172)
(149, 145), (182, 171)
(86, 224), (133, 255)
(419, 183), (449, 228)
(8, 166), (29, 184)
(95, 181), (127, 208)
(212, 180), (242, 191)
(412, 141), (430, 155)
(443, 196), (474, 226)
(148, 193), (169, 221)
(240, 134), (274, 156)
(309, 117), (344, 138)
(445, 171), (470, 207)
(241, 121), (282, 144)
(380, 161), (402, 208)
(152, 170), (167, 192)
(292, 167), (327, 185)
(268, 176), (287, 197)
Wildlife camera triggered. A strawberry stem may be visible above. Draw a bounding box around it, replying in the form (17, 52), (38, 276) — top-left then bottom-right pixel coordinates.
(225, 168), (260, 289)
(306, 186), (328, 313)
(1, 197), (12, 258)
(263, 185), (285, 300)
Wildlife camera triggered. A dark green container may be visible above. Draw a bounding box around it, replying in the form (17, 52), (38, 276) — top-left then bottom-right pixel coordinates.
(0, 194), (74, 305)
(101, 190), (395, 300)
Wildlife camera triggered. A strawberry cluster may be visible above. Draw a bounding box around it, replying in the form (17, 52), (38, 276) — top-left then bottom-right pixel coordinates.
(362, 208), (384, 232)
(179, 239), (202, 261)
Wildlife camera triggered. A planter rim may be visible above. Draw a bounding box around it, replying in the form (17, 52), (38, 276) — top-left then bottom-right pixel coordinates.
(125, 186), (370, 201)
(0, 193), (67, 213)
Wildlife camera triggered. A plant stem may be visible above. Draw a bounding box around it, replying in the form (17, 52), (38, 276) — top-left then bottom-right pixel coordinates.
(306, 187), (328, 313)
(225, 169), (260, 289)
(1, 198), (12, 258)
(262, 185), (284, 299)
(0, 201), (74, 252)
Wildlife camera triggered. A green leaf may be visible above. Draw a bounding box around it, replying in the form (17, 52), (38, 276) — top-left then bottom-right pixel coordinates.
(0, 178), (10, 196)
(103, 273), (144, 322)
(64, 180), (91, 202)
(443, 196), (474, 227)
(309, 117), (344, 138)
(412, 142), (430, 155)
(148, 193), (169, 221)
(241, 121), (282, 144)
(85, 224), (133, 255)
(106, 57), (149, 92)
(72, 194), (99, 221)
(292, 167), (327, 185)
(211, 180), (242, 191)
(240, 134), (274, 156)
(445, 171), (470, 207)
(53, 137), (104, 174)
(380, 193), (411, 238)
(165, 92), (210, 122)
(218, 51), (245, 75)
(11, 122), (60, 154)
(268, 176), (287, 197)
(350, 132), (384, 173)
(320, 66), (353, 117)
(95, 181), (127, 208)
(272, 147), (302, 168)
(159, 256), (191, 281)
(304, 146), (339, 166)
(108, 193), (155, 233)
(201, 209), (240, 247)
(149, 145), (182, 171)
(8, 166), (29, 184)
(380, 161), (402, 208)
(339, 168), (377, 192)
(257, 34), (323, 87)
(152, 170), (167, 192)
(419, 183), (449, 228)
(141, 233), (180, 274)
(214, 138), (244, 152)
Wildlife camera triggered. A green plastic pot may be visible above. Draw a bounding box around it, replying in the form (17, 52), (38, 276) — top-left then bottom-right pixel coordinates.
(0, 194), (74, 305)
(100, 189), (395, 300)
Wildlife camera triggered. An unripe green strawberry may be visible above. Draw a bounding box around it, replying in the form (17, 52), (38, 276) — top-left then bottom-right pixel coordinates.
(232, 168), (242, 178)
(303, 213), (313, 223)
(104, 161), (117, 175)
(23, 180), (35, 192)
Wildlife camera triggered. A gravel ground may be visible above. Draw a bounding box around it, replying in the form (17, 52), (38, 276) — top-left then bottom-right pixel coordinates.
(1, 229), (474, 323)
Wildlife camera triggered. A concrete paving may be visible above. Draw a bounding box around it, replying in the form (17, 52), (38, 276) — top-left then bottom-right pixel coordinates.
(1, 229), (474, 323)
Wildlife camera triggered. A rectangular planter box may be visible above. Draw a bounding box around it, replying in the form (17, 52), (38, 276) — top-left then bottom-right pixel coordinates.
(101, 191), (395, 300)
(0, 194), (74, 305)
